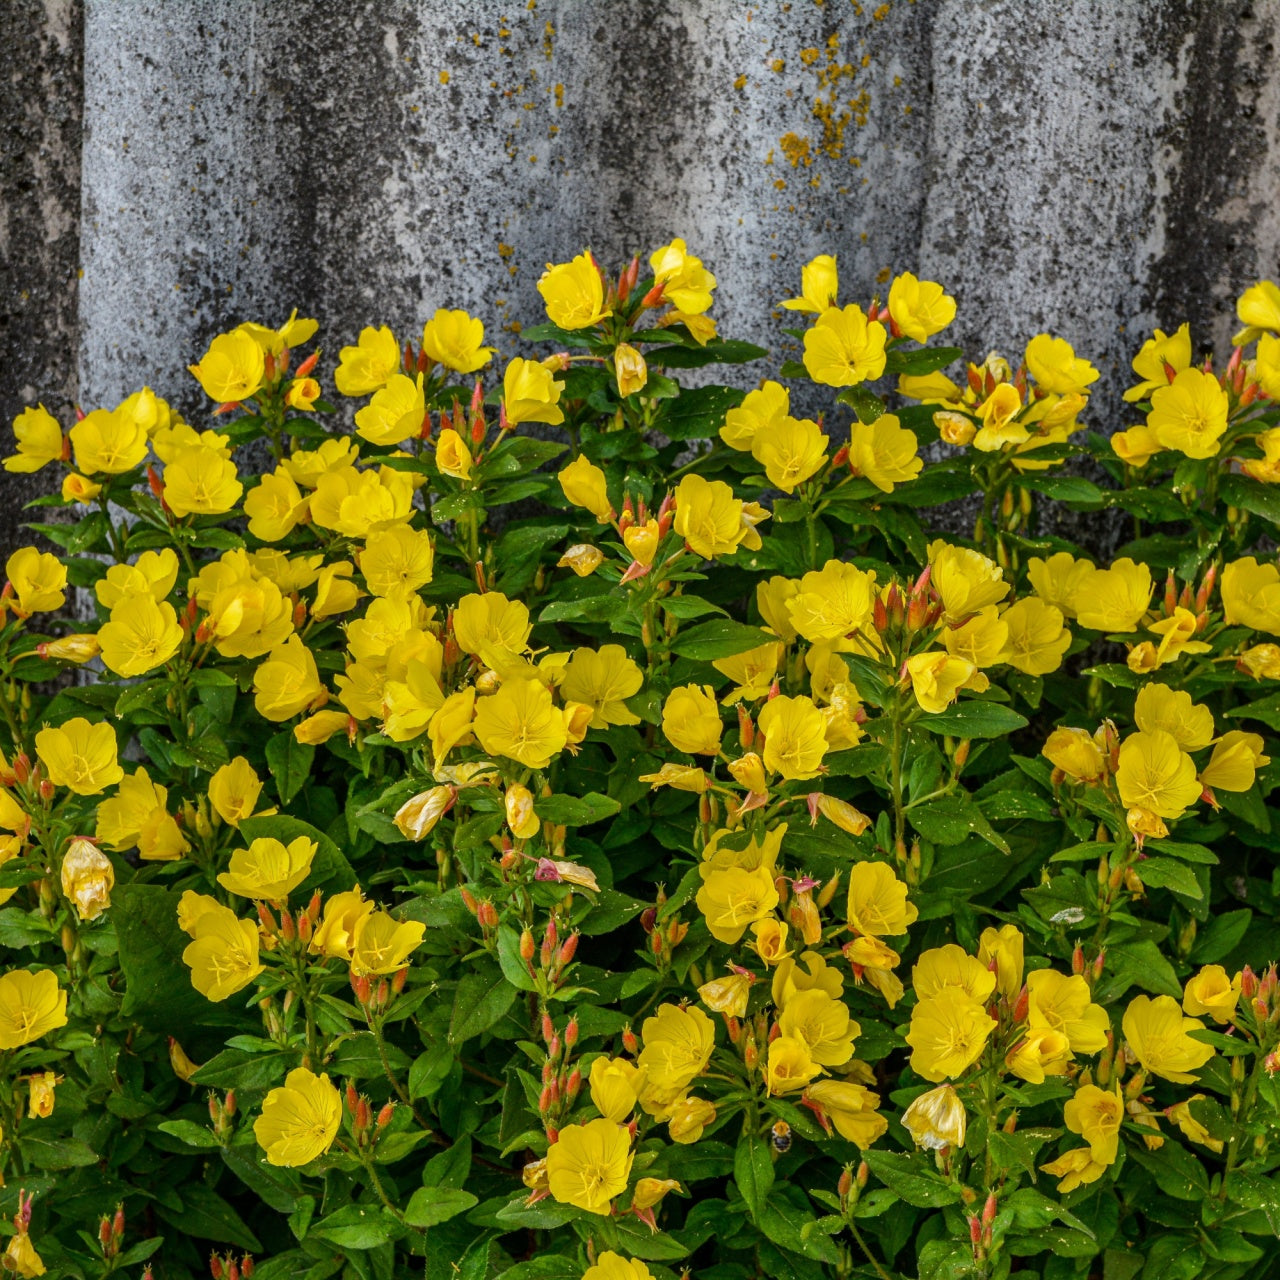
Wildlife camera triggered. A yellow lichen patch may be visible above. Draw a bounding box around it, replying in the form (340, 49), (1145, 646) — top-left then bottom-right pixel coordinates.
(439, 70), (450, 85)
(779, 132), (813, 168)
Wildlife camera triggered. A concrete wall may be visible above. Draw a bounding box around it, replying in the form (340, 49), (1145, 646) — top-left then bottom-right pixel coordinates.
(5, 0), (1280, 549)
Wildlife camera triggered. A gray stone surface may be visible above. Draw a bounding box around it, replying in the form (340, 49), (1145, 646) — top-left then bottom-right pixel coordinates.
(5, 0), (1280, 552)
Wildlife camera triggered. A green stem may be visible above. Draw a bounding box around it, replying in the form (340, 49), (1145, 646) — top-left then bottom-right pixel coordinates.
(847, 1219), (894, 1280)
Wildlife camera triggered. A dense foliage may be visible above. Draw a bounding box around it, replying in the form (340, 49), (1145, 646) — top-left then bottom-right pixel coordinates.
(3, 244), (1280, 1280)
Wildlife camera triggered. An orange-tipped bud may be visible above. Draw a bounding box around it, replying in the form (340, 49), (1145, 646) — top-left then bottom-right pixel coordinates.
(377, 1103), (395, 1129)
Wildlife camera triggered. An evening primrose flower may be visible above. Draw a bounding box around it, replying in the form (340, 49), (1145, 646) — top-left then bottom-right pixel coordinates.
(189, 330), (266, 403)
(1026, 970), (1109, 1053)
(1064, 1084), (1124, 1164)
(35, 718), (122, 795)
(751, 415), (828, 493)
(1168, 1096), (1223, 1153)
(334, 325), (399, 397)
(62, 473), (101, 502)
(696, 866), (779, 943)
(254, 1068), (342, 1167)
(614, 343), (647, 396)
(284, 376), (321, 411)
(802, 304), (887, 387)
(638, 1004), (714, 1093)
(1024, 334), (1099, 396)
(720, 380), (790, 450)
(589, 1057), (645, 1122)
(662, 685), (722, 755)
(887, 273), (956, 342)
(1111, 424), (1164, 467)
(977, 924), (1024, 999)
(70, 407), (148, 475)
(1027, 551), (1093, 618)
(714, 641), (782, 705)
(1148, 368), (1229, 459)
(3, 405), (63, 472)
(0, 970), (68, 1049)
(942, 606), (1008, 669)
(310, 889), (375, 961)
(1222, 557), (1280, 634)
(26, 1071), (59, 1119)
(848, 412), (922, 492)
(253, 636), (327, 721)
(778, 988), (860, 1067)
(666, 1095), (716, 1143)
(973, 384), (1027, 451)
(786, 559), (877, 641)
(182, 902), (264, 1001)
(354, 373), (426, 446)
(912, 945), (997, 1005)
(672, 474), (748, 560)
(360, 525), (435, 602)
(558, 455), (613, 521)
(349, 910), (426, 975)
(1200, 730), (1268, 793)
(60, 838), (114, 922)
(1235, 278), (1280, 343)
(805, 1079), (886, 1148)
(245, 468), (307, 541)
(95, 767), (188, 859)
(697, 972), (751, 1018)
(757, 694), (828, 780)
(1122, 994), (1214, 1083)
(928, 541), (1009, 620)
(453, 591), (531, 667)
(538, 252), (612, 329)
(999, 597), (1071, 675)
(1041, 1147), (1109, 1194)
(1005, 1027), (1073, 1083)
(650, 238), (717, 314)
(207, 757), (267, 827)
(217, 836), (317, 900)
(560, 645), (643, 728)
(905, 651), (976, 714)
(546, 1119), (633, 1215)
(766, 1034), (822, 1095)
(6, 548), (67, 615)
(1133, 683), (1214, 751)
(435, 428), (473, 479)
(1124, 324), (1191, 401)
(1116, 730), (1201, 819)
(781, 253), (839, 314)
(162, 447), (243, 517)
(1182, 965), (1241, 1023)
(99, 595), (184, 677)
(846, 861), (917, 938)
(95, 549), (179, 609)
(901, 1084), (967, 1150)
(503, 356), (565, 426)
(421, 308), (494, 373)
(557, 543), (604, 576)
(1072, 558), (1152, 632)
(906, 997), (995, 1082)
(473, 678), (568, 769)
(584, 1254), (652, 1280)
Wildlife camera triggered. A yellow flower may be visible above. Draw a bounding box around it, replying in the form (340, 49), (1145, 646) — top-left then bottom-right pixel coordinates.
(2, 1232), (43, 1278)
(0, 970), (68, 1048)
(589, 1057), (644, 1122)
(69, 407), (148, 475)
(503, 356), (566, 427)
(162, 447), (243, 517)
(673, 474), (748, 560)
(1116, 730), (1201, 818)
(1064, 1083), (1124, 1164)
(903, 371), (963, 403)
(189, 330), (266, 402)
(928, 541), (1009, 620)
(312, 561), (363, 620)
(547, 1119), (633, 1215)
(3, 405), (63, 473)
(435, 428), (473, 479)
(6, 548), (67, 615)
(244, 469), (307, 541)
(848, 412), (922, 492)
(696, 866), (779, 943)
(26, 1070), (59, 1119)
(650, 238), (716, 314)
(428, 689), (476, 768)
(1168, 1096), (1223, 1153)
(99, 595), (184, 677)
(421, 308), (494, 373)
(714, 641), (783, 705)
(698, 972), (751, 1018)
(1242, 421), (1280, 481)
(94, 767), (188, 859)
(999, 597), (1071, 675)
(766, 1034), (821, 1095)
(781, 253), (838, 314)
(309, 888), (374, 960)
(846, 862), (917, 938)
(637, 1004), (714, 1093)
(751, 416), (828, 493)
(183, 901), (264, 1001)
(1200, 730), (1268, 793)
(94, 550), (179, 611)
(1147, 368), (1229, 459)
(888, 273), (956, 342)
(901, 1084), (967, 1150)
(394, 786), (455, 840)
(285, 376), (321, 411)
(1133, 683), (1214, 750)
(906, 651), (976, 714)
(558, 455), (613, 521)
(943, 606), (1008, 669)
(1222, 557), (1280, 634)
(973, 384), (1027, 452)
(474, 678), (567, 768)
(355, 373), (426, 446)
(1182, 965), (1241, 1023)
(978, 924), (1024, 999)
(1005, 1027), (1073, 1083)
(751, 918), (791, 966)
(1141, 607), (1212, 669)
(906, 997), (995, 1081)
(239, 310), (318, 355)
(560, 646), (643, 728)
(254, 636), (327, 721)
(350, 910), (426, 975)
(1041, 1147), (1109, 1194)
(778, 988), (859, 1067)
(614, 343), (647, 396)
(1072, 558), (1152, 632)
(37, 633), (100, 663)
(757, 694), (828, 780)
(218, 836), (316, 900)
(1027, 551), (1092, 618)
(811, 794), (872, 836)
(254, 1067), (341, 1167)
(802, 304), (888, 387)
(538, 252), (612, 329)
(1124, 324), (1191, 401)
(584, 1255), (653, 1280)
(662, 685), (722, 756)
(805, 1079), (886, 1149)
(1122, 994), (1214, 1083)
(557, 543), (604, 576)
(912, 944), (996, 1005)
(60, 838), (114, 922)
(61, 473), (101, 503)
(1026, 970), (1109, 1053)
(35, 718), (122, 795)
(1024, 334), (1099, 396)
(1110, 424), (1164, 468)
(721, 381), (790, 451)
(1235, 279), (1280, 344)
(454, 591), (531, 666)
(334, 325), (400, 397)
(208, 757), (266, 826)
(787, 559), (877, 642)
(1239, 643), (1280, 679)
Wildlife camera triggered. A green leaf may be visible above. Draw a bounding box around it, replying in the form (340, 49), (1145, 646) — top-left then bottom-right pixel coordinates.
(403, 1186), (478, 1229)
(836, 386), (886, 423)
(1221, 473), (1280, 524)
(863, 1150), (961, 1207)
(19, 1134), (101, 1170)
(733, 1131), (774, 1220)
(669, 619), (773, 660)
(1135, 856), (1203, 899)
(449, 961), (518, 1044)
(885, 345), (962, 377)
(266, 729), (314, 805)
(1191, 908), (1252, 964)
(917, 1237), (983, 1280)
(654, 385), (744, 441)
(910, 793), (1010, 853)
(534, 792), (621, 826)
(1019, 474), (1108, 506)
(917, 702), (1028, 738)
(309, 1204), (401, 1249)
(1129, 1140), (1210, 1200)
(158, 1184), (263, 1250)
(156, 1120), (223, 1149)
(114, 884), (207, 1024)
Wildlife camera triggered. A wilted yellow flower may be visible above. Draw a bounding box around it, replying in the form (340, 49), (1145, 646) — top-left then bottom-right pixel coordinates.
(758, 694), (828, 780)
(766, 1034), (821, 1095)
(589, 1057), (644, 1122)
(561, 645), (643, 728)
(60, 838), (114, 922)
(803, 304), (887, 387)
(1041, 1147), (1109, 1194)
(698, 972), (751, 1018)
(253, 635), (327, 721)
(393, 787), (455, 841)
(1073, 558), (1152, 632)
(218, 836), (316, 900)
(334, 325), (399, 397)
(846, 862), (917, 938)
(546, 1119), (633, 1215)
(1182, 965), (1241, 1023)
(721, 380), (790, 450)
(474, 678), (567, 769)
(1147, 368), (1228, 459)
(1042, 726), (1107, 782)
(665, 1094), (716, 1143)
(999, 597), (1071, 675)
(422, 308), (494, 373)
(2, 1232), (43, 1278)
(557, 543), (604, 576)
(638, 762), (710, 793)
(0, 970), (67, 1049)
(558, 454), (613, 521)
(1116, 729), (1201, 819)
(254, 1067), (341, 1167)
(1122, 994), (1214, 1083)
(99, 595), (184, 677)
(539, 252), (612, 330)
(696, 866), (779, 943)
(1167, 1095), (1223, 1153)
(848, 412), (922, 492)
(781, 253), (838, 314)
(888, 273), (956, 342)
(1239, 643), (1280, 679)
(189, 330), (266, 403)
(905, 650), (976, 714)
(35, 718), (122, 795)
(906, 997), (995, 1082)
(901, 1084), (967, 1150)
(805, 1079), (886, 1149)
(977, 924), (1024, 998)
(1025, 334), (1099, 396)
(614, 343), (647, 396)
(912, 944), (996, 1005)
(3, 405), (63, 473)
(935, 410), (977, 445)
(1026, 970), (1109, 1053)
(1200, 730), (1268, 793)
(1124, 324), (1191, 401)
(295, 710), (352, 745)
(662, 684), (722, 756)
(350, 910), (426, 975)
(503, 356), (566, 427)
(25, 1071), (59, 1119)
(752, 415), (828, 493)
(37, 633), (100, 664)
